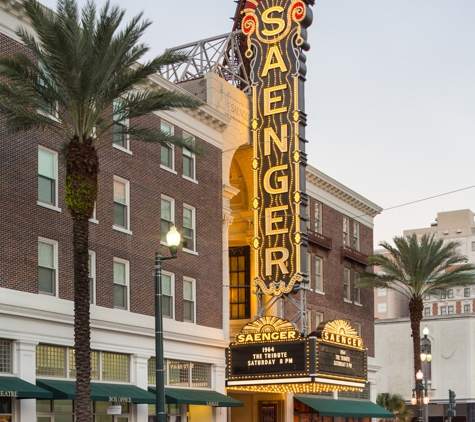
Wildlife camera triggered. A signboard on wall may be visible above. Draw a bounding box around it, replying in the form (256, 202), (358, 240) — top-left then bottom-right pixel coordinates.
(227, 318), (367, 390)
(242, 0), (314, 297)
(315, 320), (367, 384)
(227, 316), (312, 382)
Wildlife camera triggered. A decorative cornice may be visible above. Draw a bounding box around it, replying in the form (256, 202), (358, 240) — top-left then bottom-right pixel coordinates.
(306, 165), (382, 218)
(1, 0), (26, 19)
(145, 74), (230, 133)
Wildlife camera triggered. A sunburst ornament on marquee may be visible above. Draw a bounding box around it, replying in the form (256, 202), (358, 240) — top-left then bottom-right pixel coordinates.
(323, 319), (359, 337)
(240, 316), (296, 333)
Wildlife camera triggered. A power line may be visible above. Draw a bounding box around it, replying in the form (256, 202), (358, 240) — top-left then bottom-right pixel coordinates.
(382, 185), (475, 212)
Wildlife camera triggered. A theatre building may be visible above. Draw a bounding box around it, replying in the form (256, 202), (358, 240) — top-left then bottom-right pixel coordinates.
(0, 1), (387, 422)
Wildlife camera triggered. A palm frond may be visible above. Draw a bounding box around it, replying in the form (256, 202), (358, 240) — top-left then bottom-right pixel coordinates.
(357, 233), (475, 300)
(0, 0), (200, 144)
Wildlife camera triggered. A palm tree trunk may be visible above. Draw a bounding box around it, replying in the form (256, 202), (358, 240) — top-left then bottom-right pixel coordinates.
(73, 217), (92, 422)
(66, 137), (98, 422)
(409, 297), (424, 391)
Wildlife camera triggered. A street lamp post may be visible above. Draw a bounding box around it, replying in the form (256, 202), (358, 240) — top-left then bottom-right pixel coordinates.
(411, 370), (429, 422)
(155, 226), (181, 422)
(421, 326), (432, 422)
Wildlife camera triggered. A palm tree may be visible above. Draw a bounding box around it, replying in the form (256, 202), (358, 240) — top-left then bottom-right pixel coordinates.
(377, 393), (412, 422)
(0, 0), (200, 420)
(357, 233), (475, 384)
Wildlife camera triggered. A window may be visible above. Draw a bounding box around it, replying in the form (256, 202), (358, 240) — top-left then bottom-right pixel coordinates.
(147, 357), (157, 384)
(38, 62), (58, 118)
(183, 205), (196, 251)
(160, 121), (175, 170)
(102, 352), (129, 381)
(440, 292), (446, 299)
(440, 306), (447, 315)
(38, 147), (58, 208)
(353, 221), (360, 251)
(69, 349), (99, 379)
(424, 308), (431, 316)
(378, 303), (387, 313)
(183, 148), (196, 180)
(472, 227), (475, 235)
(161, 196), (175, 243)
(378, 288), (387, 297)
(37, 345), (129, 382)
(314, 202), (322, 233)
(315, 312), (323, 328)
(169, 360), (189, 387)
(354, 322), (362, 336)
(113, 177), (130, 231)
(191, 362), (212, 388)
(162, 271), (174, 319)
(315, 256), (323, 292)
(88, 251), (95, 304)
(182, 134), (196, 180)
(38, 238), (57, 296)
(424, 293), (430, 300)
(183, 278), (195, 323)
(354, 272), (361, 304)
(229, 246), (251, 319)
(343, 268), (350, 300)
(165, 360), (211, 388)
(448, 306), (454, 314)
(36, 345), (66, 377)
(113, 258), (129, 310)
(306, 206), (310, 229)
(89, 201), (98, 223)
(343, 217), (350, 246)
(464, 304), (471, 313)
(0, 340), (12, 373)
(113, 99), (129, 150)
(307, 253), (311, 282)
(448, 289), (454, 299)
(464, 287), (471, 297)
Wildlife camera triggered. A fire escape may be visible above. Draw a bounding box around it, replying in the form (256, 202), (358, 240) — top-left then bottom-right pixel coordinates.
(158, 0), (251, 93)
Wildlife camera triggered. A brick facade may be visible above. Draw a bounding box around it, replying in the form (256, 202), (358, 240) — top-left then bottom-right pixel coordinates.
(304, 197), (376, 357)
(0, 33), (223, 329)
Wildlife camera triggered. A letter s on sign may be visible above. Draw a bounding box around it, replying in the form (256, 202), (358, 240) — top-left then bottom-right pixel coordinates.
(261, 6), (285, 37)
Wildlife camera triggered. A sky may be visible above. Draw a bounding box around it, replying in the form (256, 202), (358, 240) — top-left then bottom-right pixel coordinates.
(38, 0), (475, 246)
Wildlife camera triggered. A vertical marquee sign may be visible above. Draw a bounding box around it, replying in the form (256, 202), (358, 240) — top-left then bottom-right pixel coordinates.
(242, 0), (313, 296)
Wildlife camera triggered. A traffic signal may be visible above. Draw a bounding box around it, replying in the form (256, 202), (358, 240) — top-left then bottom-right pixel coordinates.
(449, 390), (456, 409)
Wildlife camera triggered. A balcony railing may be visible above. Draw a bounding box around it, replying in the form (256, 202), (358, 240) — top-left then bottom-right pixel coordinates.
(307, 229), (332, 250)
(340, 246), (369, 266)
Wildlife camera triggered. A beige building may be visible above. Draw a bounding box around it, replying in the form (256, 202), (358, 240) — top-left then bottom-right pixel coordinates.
(373, 249), (409, 320)
(375, 315), (475, 422)
(405, 209), (475, 317)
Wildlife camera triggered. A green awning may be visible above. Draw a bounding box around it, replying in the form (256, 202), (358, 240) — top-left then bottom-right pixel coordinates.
(37, 380), (155, 404)
(148, 387), (243, 407)
(296, 397), (394, 418)
(0, 376), (52, 399)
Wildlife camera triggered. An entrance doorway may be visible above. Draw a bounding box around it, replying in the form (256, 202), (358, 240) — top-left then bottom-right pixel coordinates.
(259, 401), (280, 422)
